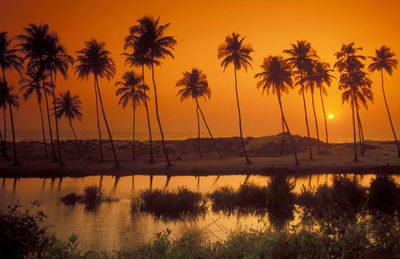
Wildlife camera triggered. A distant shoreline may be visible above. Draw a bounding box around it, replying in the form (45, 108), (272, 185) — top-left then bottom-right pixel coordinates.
(1, 134), (399, 178)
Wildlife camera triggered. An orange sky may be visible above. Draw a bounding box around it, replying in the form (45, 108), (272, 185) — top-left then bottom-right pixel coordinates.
(1, 0), (400, 141)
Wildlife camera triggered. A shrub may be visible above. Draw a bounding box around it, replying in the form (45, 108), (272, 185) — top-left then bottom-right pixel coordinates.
(368, 175), (400, 215)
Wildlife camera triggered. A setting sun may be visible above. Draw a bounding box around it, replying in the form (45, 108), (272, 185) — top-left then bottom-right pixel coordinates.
(328, 114), (334, 119)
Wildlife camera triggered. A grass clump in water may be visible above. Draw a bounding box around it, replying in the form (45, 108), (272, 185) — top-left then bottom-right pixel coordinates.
(60, 185), (115, 210)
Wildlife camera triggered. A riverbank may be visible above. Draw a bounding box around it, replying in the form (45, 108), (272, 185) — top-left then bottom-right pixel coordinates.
(0, 134), (399, 178)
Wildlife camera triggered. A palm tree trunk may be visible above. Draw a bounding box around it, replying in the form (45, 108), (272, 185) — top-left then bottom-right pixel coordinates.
(151, 62), (171, 166)
(358, 112), (366, 151)
(196, 105), (202, 157)
(311, 91), (321, 154)
(233, 68), (251, 164)
(68, 118), (81, 156)
(142, 65), (154, 163)
(356, 106), (366, 153)
(93, 76), (104, 162)
(132, 102), (136, 160)
(280, 117), (285, 156)
(3, 106), (6, 148)
(319, 88), (329, 144)
(196, 99), (223, 159)
(351, 97), (358, 162)
(36, 90), (48, 158)
(95, 77), (120, 169)
(50, 71), (64, 167)
(277, 92), (299, 165)
(8, 103), (18, 166)
(0, 109), (9, 160)
(380, 70), (400, 157)
(43, 80), (57, 163)
(301, 88), (313, 160)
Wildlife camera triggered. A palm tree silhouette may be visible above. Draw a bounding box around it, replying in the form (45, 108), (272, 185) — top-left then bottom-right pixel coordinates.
(123, 30), (155, 163)
(0, 83), (19, 165)
(217, 33), (253, 164)
(43, 32), (73, 167)
(127, 16), (176, 167)
(255, 56), (299, 165)
(75, 39), (120, 168)
(0, 31), (23, 160)
(54, 91), (82, 156)
(115, 71), (149, 160)
(369, 46), (399, 157)
(176, 68), (223, 159)
(284, 40), (319, 160)
(19, 68), (52, 157)
(17, 23), (57, 162)
(313, 61), (335, 144)
(335, 43), (367, 161)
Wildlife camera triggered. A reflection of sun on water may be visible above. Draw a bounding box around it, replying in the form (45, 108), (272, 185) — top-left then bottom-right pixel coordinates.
(328, 114), (334, 119)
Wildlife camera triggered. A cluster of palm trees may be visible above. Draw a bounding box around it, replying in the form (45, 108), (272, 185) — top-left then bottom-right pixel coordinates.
(0, 16), (399, 169)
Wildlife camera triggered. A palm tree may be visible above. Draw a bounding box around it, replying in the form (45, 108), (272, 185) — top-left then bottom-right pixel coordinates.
(255, 56), (299, 165)
(284, 40), (318, 160)
(1, 83), (19, 165)
(369, 46), (399, 157)
(17, 23), (57, 162)
(217, 33), (253, 164)
(127, 16), (176, 166)
(43, 32), (73, 167)
(75, 39), (120, 168)
(176, 68), (223, 159)
(313, 61), (335, 144)
(115, 71), (149, 160)
(0, 31), (23, 159)
(19, 68), (52, 157)
(54, 91), (82, 156)
(123, 31), (155, 163)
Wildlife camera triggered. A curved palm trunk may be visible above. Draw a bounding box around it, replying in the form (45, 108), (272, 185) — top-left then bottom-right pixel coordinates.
(196, 99), (223, 159)
(277, 92), (299, 165)
(351, 97), (358, 162)
(36, 89), (48, 158)
(132, 103), (136, 160)
(301, 88), (313, 160)
(8, 103), (18, 165)
(196, 105), (202, 157)
(356, 106), (366, 154)
(0, 130), (8, 159)
(380, 70), (400, 157)
(68, 118), (81, 156)
(93, 77), (104, 162)
(95, 76), (120, 169)
(280, 118), (285, 156)
(358, 111), (366, 151)
(3, 107), (6, 145)
(319, 88), (329, 144)
(43, 81), (57, 162)
(311, 91), (321, 153)
(151, 62), (171, 167)
(233, 68), (251, 164)
(142, 65), (154, 163)
(50, 71), (64, 167)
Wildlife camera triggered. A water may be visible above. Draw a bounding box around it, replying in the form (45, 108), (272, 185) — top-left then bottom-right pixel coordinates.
(1, 174), (399, 252)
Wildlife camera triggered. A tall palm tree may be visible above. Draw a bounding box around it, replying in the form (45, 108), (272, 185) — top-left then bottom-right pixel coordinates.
(1, 83), (19, 165)
(17, 23), (57, 162)
(339, 69), (373, 161)
(43, 32), (73, 167)
(369, 46), (399, 157)
(314, 61), (335, 144)
(176, 68), (223, 159)
(0, 31), (23, 159)
(127, 16), (176, 166)
(115, 71), (149, 160)
(75, 39), (120, 168)
(54, 91), (82, 156)
(19, 68), (52, 157)
(284, 40), (318, 160)
(123, 32), (155, 163)
(217, 33), (253, 164)
(255, 56), (299, 165)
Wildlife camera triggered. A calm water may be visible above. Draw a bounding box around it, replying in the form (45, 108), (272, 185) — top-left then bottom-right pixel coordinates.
(1, 174), (399, 252)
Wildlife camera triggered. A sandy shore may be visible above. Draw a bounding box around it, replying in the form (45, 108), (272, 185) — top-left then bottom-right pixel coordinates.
(0, 134), (399, 177)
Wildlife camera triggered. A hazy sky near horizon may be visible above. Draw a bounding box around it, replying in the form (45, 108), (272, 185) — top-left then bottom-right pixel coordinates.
(1, 0), (400, 141)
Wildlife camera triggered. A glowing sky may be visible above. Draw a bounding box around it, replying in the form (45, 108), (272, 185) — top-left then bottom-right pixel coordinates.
(1, 0), (400, 141)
